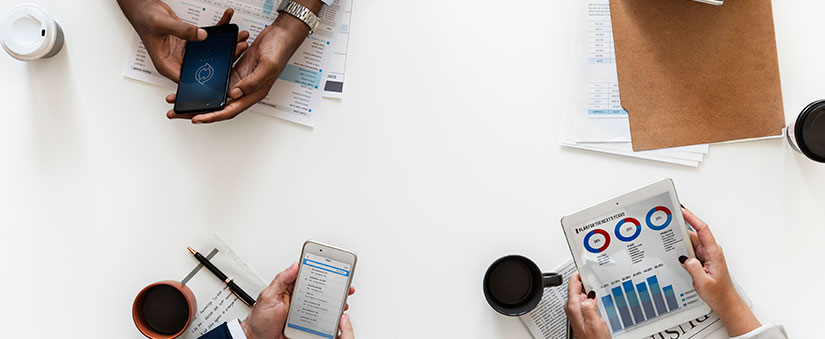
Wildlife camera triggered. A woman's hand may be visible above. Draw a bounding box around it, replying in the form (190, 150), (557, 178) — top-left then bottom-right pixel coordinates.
(564, 272), (611, 339)
(679, 207), (760, 337)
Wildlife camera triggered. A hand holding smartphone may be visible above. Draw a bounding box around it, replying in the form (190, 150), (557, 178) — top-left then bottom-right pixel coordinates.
(284, 241), (357, 339)
(173, 24), (238, 115)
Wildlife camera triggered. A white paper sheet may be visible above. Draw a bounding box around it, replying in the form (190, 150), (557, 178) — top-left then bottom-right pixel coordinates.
(123, 0), (344, 127)
(321, 0), (351, 98)
(179, 234), (266, 339)
(562, 0), (709, 165)
(562, 141), (701, 167)
(566, 0), (632, 143)
(582, 143), (704, 162)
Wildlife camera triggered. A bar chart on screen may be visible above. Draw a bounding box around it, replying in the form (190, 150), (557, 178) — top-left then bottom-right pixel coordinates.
(600, 273), (693, 332)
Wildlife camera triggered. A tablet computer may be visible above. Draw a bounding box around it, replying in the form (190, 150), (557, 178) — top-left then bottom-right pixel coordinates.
(561, 179), (710, 339)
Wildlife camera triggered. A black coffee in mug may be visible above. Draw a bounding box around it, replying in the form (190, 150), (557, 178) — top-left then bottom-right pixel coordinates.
(142, 285), (190, 334)
(133, 280), (196, 339)
(483, 255), (562, 316)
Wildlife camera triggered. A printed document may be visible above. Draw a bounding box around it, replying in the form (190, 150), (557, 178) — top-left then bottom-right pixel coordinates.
(123, 0), (345, 126)
(179, 234), (266, 338)
(321, 0), (352, 98)
(584, 0), (626, 119)
(561, 0), (709, 166)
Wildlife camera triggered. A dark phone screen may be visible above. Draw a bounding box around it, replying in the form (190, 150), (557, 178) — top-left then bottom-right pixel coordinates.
(175, 26), (236, 113)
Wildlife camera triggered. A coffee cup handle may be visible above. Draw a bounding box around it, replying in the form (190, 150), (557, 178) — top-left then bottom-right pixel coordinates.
(542, 272), (563, 287)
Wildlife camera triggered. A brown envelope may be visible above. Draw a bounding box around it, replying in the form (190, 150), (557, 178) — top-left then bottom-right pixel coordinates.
(609, 0), (785, 151)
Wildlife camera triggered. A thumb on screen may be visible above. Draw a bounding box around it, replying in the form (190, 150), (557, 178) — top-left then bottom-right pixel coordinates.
(339, 314), (355, 339)
(160, 17), (206, 41)
(682, 257), (706, 282)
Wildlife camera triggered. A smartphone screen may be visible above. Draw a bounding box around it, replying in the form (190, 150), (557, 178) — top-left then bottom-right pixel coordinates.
(286, 248), (354, 339)
(173, 24), (237, 114)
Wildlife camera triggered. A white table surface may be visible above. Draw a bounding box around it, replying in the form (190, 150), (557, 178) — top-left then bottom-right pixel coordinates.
(1, 0), (823, 338)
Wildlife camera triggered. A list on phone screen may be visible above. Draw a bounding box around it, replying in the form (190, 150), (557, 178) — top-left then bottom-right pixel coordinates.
(287, 253), (352, 338)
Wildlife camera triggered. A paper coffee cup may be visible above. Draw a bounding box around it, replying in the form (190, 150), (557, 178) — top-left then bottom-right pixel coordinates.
(0, 3), (64, 61)
(786, 100), (825, 163)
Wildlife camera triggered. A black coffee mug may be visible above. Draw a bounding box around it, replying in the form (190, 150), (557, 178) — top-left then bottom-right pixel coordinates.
(483, 255), (563, 316)
(786, 100), (825, 163)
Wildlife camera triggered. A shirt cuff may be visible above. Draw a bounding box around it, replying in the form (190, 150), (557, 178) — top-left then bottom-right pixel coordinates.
(321, 0), (334, 5)
(227, 318), (248, 339)
(731, 324), (788, 339)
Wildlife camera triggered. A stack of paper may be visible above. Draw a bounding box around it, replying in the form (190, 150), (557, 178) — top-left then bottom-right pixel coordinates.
(562, 0), (708, 167)
(123, 0), (354, 127)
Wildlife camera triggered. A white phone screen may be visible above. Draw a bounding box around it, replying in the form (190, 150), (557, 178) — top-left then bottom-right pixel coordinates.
(286, 253), (352, 338)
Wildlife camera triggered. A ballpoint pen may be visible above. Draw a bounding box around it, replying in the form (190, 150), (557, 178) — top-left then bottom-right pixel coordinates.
(187, 246), (256, 307)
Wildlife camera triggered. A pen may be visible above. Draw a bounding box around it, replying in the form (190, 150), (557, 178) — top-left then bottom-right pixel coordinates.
(187, 246), (256, 307)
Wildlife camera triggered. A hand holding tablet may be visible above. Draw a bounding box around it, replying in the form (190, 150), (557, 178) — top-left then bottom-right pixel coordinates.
(564, 272), (611, 339)
(561, 179), (711, 339)
(560, 181), (764, 338)
(679, 208), (762, 337)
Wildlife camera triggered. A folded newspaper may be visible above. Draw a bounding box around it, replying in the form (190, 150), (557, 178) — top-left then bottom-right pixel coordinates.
(519, 260), (750, 339)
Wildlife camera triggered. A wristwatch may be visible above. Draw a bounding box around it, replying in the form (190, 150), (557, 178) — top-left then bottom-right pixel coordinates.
(277, 0), (321, 35)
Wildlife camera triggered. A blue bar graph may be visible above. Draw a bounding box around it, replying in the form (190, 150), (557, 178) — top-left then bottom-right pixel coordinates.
(602, 274), (684, 333)
(663, 285), (679, 311)
(647, 275), (669, 315)
(611, 287), (634, 328)
(601, 295), (623, 332)
(636, 282), (657, 319)
(623, 280), (646, 323)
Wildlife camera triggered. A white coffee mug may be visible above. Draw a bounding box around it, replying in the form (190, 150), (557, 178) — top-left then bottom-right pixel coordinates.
(0, 3), (64, 61)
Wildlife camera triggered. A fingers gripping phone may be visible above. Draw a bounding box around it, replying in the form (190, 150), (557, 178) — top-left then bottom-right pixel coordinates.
(284, 241), (357, 339)
(173, 24), (237, 114)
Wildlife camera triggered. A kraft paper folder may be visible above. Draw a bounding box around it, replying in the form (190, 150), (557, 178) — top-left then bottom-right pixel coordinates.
(609, 0), (785, 151)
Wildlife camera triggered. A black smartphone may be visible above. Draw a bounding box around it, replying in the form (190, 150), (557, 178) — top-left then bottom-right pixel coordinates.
(173, 24), (238, 115)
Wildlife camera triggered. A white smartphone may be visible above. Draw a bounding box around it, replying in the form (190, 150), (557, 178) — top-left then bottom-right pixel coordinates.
(284, 240), (357, 339)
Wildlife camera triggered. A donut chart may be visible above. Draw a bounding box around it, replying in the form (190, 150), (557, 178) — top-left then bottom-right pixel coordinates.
(614, 217), (642, 242)
(646, 206), (672, 231)
(584, 229), (611, 254)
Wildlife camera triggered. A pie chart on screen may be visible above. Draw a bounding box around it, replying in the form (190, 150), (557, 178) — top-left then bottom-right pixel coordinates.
(584, 229), (611, 254)
(646, 206), (672, 231)
(615, 217), (641, 242)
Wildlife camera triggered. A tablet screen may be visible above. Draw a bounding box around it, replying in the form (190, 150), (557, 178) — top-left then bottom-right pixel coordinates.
(567, 193), (702, 336)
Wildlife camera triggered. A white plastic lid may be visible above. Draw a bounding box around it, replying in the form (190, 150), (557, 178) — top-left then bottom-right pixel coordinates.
(0, 3), (57, 60)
